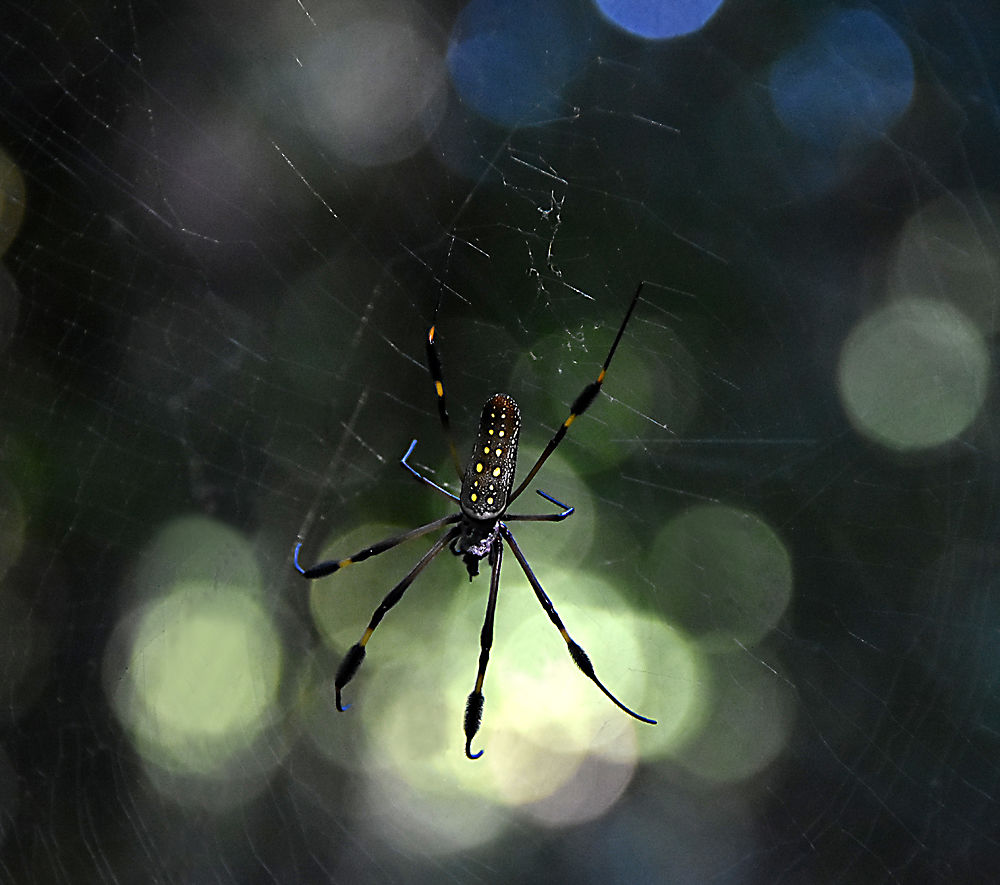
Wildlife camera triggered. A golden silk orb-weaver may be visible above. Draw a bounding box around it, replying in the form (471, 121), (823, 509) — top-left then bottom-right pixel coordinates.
(295, 283), (656, 759)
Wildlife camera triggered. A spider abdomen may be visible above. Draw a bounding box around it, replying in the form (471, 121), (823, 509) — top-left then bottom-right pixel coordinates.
(460, 393), (521, 521)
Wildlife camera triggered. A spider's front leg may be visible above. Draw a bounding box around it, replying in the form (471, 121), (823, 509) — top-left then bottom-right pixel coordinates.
(293, 512), (458, 579)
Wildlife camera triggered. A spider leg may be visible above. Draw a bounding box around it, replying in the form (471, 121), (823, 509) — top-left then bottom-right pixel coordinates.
(426, 316), (464, 480)
(505, 489), (575, 522)
(334, 526), (460, 711)
(464, 539), (502, 759)
(508, 282), (643, 504)
(294, 513), (460, 579)
(499, 524), (656, 725)
(401, 439), (460, 502)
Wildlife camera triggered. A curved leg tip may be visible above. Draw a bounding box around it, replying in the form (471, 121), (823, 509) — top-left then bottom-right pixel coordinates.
(293, 541), (307, 575)
(464, 690), (485, 758)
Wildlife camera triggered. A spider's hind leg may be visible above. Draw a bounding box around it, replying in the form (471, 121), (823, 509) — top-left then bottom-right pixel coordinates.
(334, 644), (365, 711)
(333, 526), (458, 711)
(463, 540), (503, 759)
(499, 524), (656, 726)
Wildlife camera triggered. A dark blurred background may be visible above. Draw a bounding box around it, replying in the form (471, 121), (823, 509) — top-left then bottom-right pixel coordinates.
(2, 0), (999, 881)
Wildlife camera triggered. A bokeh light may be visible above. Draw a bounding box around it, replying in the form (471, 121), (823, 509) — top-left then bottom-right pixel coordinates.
(512, 308), (701, 475)
(837, 297), (990, 452)
(111, 581), (283, 775)
(128, 515), (263, 602)
(673, 650), (795, 782)
(107, 518), (285, 806)
(595, 0), (726, 40)
(296, 18), (447, 166)
(647, 504), (792, 651)
(447, 0), (592, 127)
(362, 763), (509, 854)
(769, 10), (914, 151)
(890, 193), (1000, 334)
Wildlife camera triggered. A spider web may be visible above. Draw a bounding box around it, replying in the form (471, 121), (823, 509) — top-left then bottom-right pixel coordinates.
(1, 0), (999, 881)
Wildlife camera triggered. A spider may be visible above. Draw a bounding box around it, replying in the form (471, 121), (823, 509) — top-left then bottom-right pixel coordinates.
(294, 282), (656, 758)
